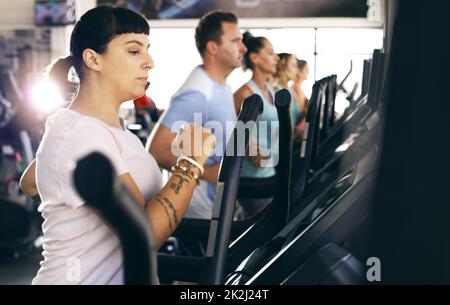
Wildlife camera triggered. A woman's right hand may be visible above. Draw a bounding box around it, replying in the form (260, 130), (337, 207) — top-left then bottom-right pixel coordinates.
(172, 123), (216, 166)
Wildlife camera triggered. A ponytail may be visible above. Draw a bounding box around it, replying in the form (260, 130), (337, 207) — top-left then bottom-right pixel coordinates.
(48, 56), (78, 101)
(242, 31), (266, 71)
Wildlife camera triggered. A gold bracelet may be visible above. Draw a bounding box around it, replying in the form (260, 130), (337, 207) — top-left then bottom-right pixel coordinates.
(171, 161), (200, 185)
(178, 155), (204, 175)
(172, 167), (200, 185)
(178, 159), (202, 177)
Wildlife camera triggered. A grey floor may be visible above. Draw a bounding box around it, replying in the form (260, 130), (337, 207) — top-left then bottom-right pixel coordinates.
(0, 250), (42, 285)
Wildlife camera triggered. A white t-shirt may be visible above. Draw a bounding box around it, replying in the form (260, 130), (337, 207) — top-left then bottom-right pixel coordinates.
(32, 108), (162, 285)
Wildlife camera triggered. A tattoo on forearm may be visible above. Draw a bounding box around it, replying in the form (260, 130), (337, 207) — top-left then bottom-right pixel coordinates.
(155, 196), (174, 231)
(170, 174), (190, 194)
(162, 196), (179, 227)
(155, 195), (180, 231)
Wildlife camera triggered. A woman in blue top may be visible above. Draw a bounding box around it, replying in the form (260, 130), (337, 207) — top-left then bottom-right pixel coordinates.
(233, 32), (279, 215)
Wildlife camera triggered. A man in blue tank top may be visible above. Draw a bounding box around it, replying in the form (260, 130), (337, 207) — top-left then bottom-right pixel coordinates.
(148, 11), (247, 219)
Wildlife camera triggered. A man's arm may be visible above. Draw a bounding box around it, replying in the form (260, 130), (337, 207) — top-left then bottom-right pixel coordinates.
(146, 121), (177, 171)
(202, 163), (220, 183)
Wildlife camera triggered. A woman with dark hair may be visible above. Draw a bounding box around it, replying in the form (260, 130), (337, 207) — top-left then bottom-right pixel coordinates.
(233, 32), (279, 215)
(20, 5), (215, 285)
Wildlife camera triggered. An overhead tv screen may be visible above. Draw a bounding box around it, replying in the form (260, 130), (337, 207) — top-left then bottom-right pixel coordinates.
(97, 0), (368, 19)
(35, 0), (76, 26)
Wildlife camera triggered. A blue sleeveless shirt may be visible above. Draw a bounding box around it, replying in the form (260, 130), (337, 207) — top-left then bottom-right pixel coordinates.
(240, 80), (278, 178)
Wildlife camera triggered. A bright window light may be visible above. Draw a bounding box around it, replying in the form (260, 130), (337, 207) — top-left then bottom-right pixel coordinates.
(134, 27), (382, 110)
(29, 78), (66, 115)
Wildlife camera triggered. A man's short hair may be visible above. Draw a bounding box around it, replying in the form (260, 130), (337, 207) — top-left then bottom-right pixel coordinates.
(195, 11), (238, 57)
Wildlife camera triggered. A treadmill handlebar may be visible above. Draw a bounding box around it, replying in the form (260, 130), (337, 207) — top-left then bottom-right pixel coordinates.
(338, 60), (353, 93)
(217, 94), (264, 183)
(74, 152), (158, 285)
(274, 88), (293, 221)
(208, 94), (263, 284)
(275, 88), (291, 108)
